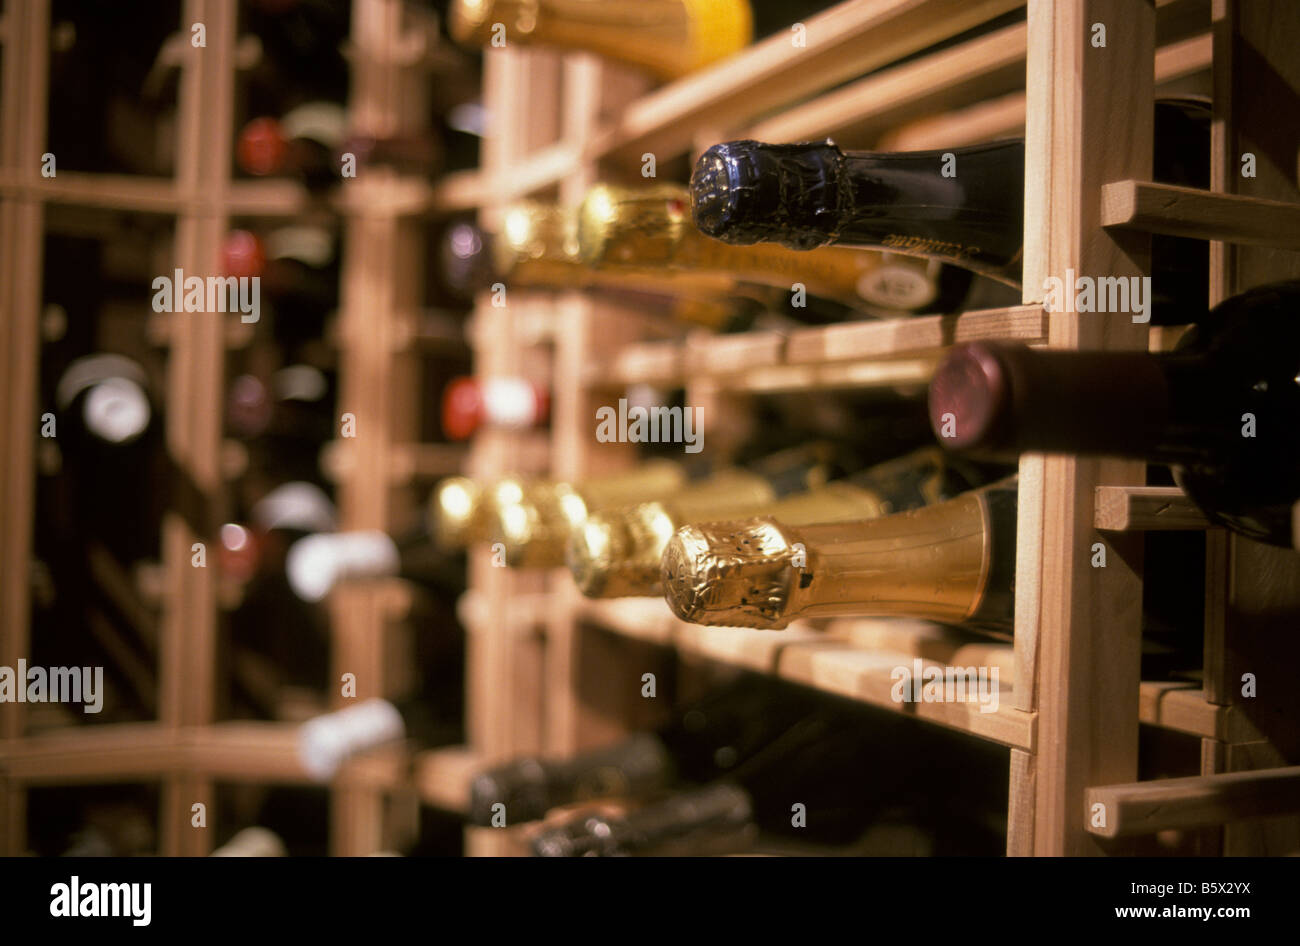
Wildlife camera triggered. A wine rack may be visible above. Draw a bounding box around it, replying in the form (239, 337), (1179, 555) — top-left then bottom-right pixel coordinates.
(446, 0), (1300, 857)
(0, 0), (451, 856)
(2, 0), (1297, 858)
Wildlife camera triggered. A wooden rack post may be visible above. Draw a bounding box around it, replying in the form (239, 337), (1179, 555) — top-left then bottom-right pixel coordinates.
(0, 0), (51, 856)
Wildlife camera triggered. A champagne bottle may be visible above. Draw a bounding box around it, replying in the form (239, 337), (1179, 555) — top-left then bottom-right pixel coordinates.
(570, 446), (992, 598)
(441, 375), (550, 440)
(662, 478), (1020, 631)
(431, 475), (496, 548)
(433, 204), (772, 331)
(928, 279), (1300, 547)
(492, 460), (691, 567)
(691, 99), (1210, 317)
(578, 183), (962, 315)
(448, 0), (753, 79)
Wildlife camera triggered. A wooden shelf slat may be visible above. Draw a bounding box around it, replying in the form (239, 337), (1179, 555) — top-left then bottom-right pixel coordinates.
(413, 744), (480, 814)
(747, 22), (1028, 146)
(0, 172), (182, 213)
(1085, 766), (1300, 838)
(427, 170), (489, 213)
(877, 31), (1211, 151)
(575, 598), (1036, 750)
(1094, 485), (1211, 531)
(1102, 180), (1300, 250)
(785, 303), (1046, 364)
(585, 305), (1048, 393)
(321, 441), (468, 483)
(1136, 682), (1261, 743)
(0, 720), (416, 787)
(585, 0), (1023, 164)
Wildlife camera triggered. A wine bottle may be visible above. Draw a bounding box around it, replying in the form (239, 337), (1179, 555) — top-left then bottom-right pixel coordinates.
(285, 527), (467, 602)
(448, 0), (753, 79)
(578, 184), (963, 315)
(48, 354), (167, 566)
(532, 783), (757, 856)
(469, 674), (827, 825)
(530, 685), (1010, 855)
(927, 279), (1300, 547)
(441, 375), (550, 441)
(661, 477), (1020, 631)
(433, 205), (764, 331)
(221, 226), (338, 349)
(299, 695), (462, 782)
(691, 99), (1210, 317)
(237, 103), (443, 188)
(570, 446), (992, 598)
(430, 476), (496, 548)
(297, 698), (406, 781)
(492, 460), (691, 568)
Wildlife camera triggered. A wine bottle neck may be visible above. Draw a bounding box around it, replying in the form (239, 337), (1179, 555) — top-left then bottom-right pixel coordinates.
(930, 342), (1208, 463)
(663, 481), (1018, 630)
(835, 141), (1026, 277)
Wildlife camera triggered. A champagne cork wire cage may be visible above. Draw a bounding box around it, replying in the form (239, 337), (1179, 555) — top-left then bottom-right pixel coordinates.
(2, 0), (1299, 857)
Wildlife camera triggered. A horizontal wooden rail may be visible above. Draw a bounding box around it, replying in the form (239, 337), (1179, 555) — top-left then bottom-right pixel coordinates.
(1102, 181), (1300, 250)
(1094, 486), (1210, 531)
(0, 721), (410, 787)
(877, 31), (1211, 150)
(584, 304), (1048, 391)
(574, 599), (1035, 750)
(1086, 766), (1300, 838)
(587, 0), (1022, 163)
(747, 22), (1027, 145)
(413, 745), (480, 814)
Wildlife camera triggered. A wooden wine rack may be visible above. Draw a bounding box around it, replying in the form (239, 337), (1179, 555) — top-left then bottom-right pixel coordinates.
(0, 0), (453, 856)
(442, 0), (1300, 857)
(2, 0), (1298, 858)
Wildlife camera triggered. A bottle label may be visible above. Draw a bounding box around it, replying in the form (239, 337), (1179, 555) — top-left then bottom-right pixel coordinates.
(856, 262), (938, 311)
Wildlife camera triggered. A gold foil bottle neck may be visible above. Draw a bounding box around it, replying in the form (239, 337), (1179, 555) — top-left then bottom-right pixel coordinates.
(496, 480), (588, 568)
(497, 202), (583, 285)
(500, 461), (688, 569)
(432, 476), (490, 547)
(578, 184), (690, 267)
(569, 501), (679, 598)
(661, 518), (803, 629)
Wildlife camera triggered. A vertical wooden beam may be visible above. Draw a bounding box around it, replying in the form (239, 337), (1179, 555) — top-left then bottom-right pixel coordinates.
(158, 0), (235, 855)
(461, 46), (562, 857)
(328, 0), (433, 855)
(1020, 0), (1152, 856)
(0, 0), (51, 857)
